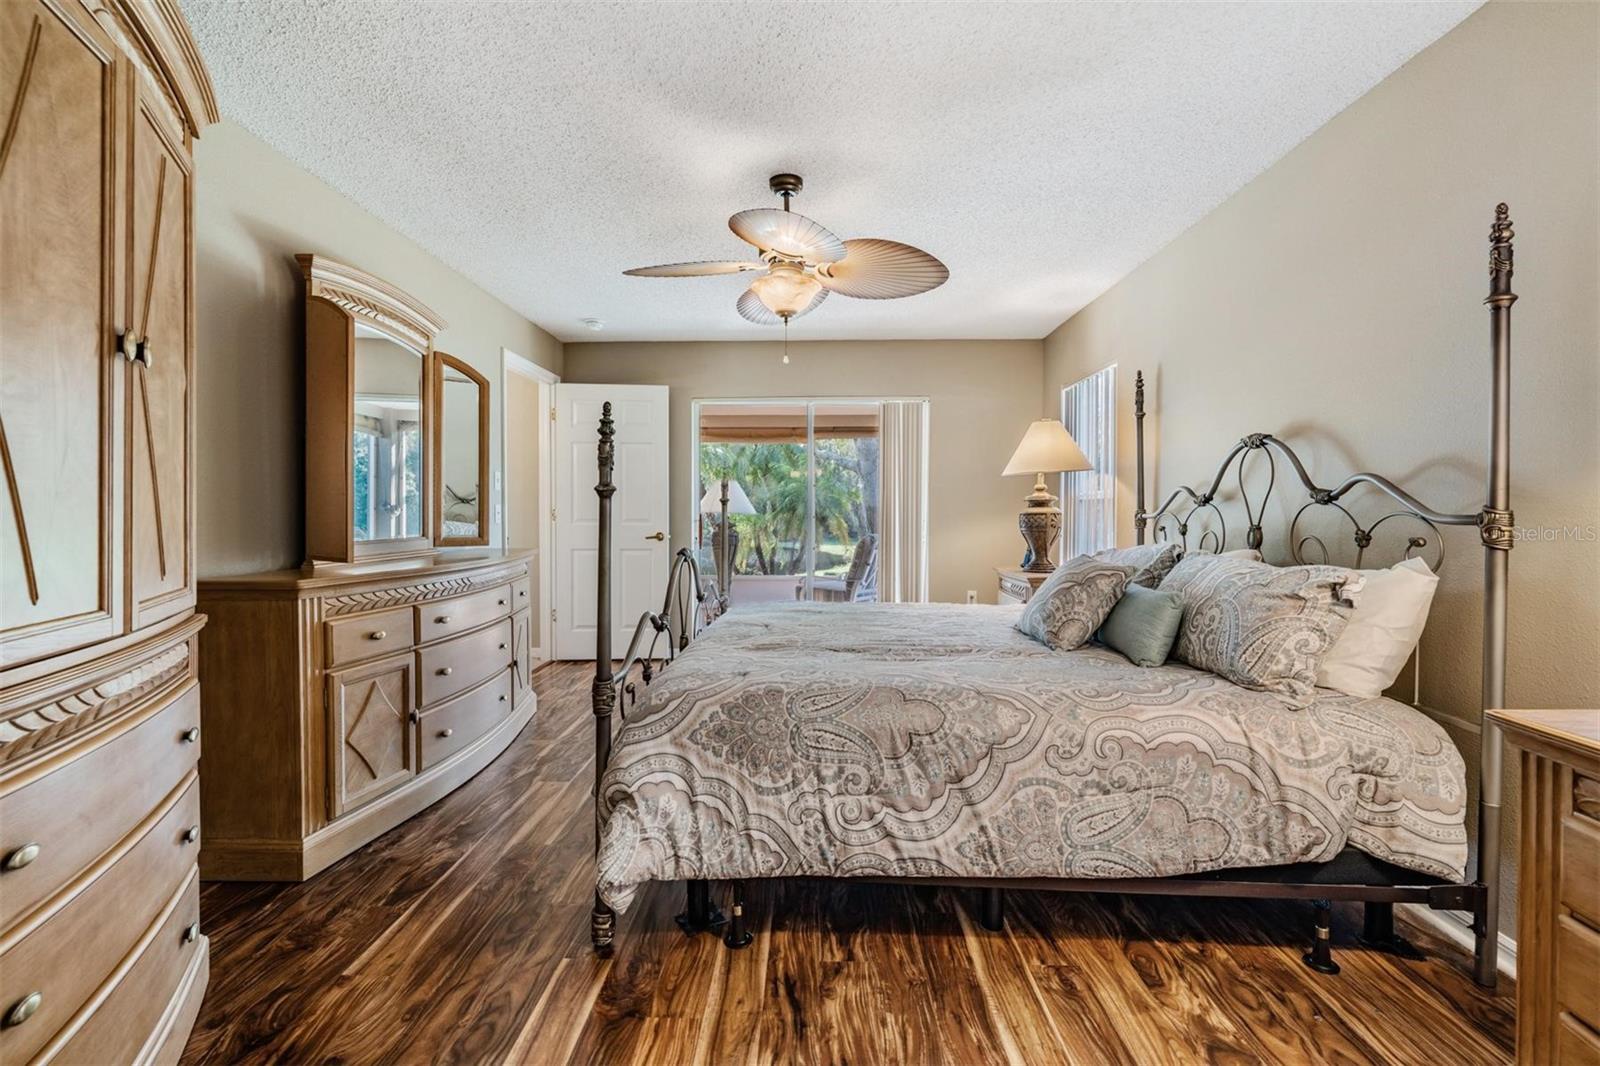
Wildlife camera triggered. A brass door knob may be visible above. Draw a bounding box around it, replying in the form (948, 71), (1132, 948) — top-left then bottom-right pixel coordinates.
(2, 843), (40, 871)
(645, 531), (665, 542)
(181, 726), (200, 743)
(437, 667), (452, 676)
(4, 992), (41, 1027)
(437, 728), (453, 738)
(369, 630), (387, 640)
(183, 825), (200, 844)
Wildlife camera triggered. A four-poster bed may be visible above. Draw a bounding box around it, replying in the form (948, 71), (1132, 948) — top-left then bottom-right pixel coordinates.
(586, 205), (1517, 987)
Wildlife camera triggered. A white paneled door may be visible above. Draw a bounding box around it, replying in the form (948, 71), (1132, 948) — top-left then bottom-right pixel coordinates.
(553, 384), (670, 660)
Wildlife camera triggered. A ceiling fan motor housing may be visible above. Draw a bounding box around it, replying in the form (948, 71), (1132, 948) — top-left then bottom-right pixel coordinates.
(769, 173), (804, 202)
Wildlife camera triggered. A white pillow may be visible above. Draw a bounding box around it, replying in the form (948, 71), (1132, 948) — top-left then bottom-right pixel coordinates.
(1316, 556), (1439, 698)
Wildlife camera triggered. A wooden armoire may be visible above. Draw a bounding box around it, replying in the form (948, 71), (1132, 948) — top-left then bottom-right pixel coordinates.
(0, 0), (216, 1060)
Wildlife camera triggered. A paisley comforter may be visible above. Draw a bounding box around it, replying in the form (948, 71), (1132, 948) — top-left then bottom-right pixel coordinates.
(595, 602), (1467, 911)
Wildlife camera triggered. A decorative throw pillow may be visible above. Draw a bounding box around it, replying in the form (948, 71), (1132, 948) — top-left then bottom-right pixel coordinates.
(1092, 542), (1184, 589)
(1015, 555), (1136, 651)
(1316, 556), (1440, 698)
(1099, 585), (1185, 667)
(1162, 554), (1364, 708)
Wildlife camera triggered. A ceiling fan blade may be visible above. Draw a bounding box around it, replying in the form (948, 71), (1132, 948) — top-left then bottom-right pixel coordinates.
(816, 239), (949, 299)
(623, 260), (762, 277)
(728, 209), (847, 263)
(735, 285), (828, 325)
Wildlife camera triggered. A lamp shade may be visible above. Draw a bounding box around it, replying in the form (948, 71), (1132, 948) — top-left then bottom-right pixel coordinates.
(699, 478), (756, 515)
(1002, 419), (1092, 476)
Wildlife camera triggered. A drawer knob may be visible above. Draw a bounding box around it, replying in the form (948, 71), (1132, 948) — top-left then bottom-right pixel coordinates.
(499, 695), (507, 703)
(408, 710), (421, 724)
(182, 923), (200, 945)
(3, 992), (41, 1028)
(519, 590), (527, 598)
(2, 843), (40, 871)
(183, 825), (201, 844)
(435, 615), (452, 624)
(369, 630), (387, 641)
(181, 726), (200, 743)
(498, 598), (507, 606)
(437, 667), (452, 676)
(499, 643), (507, 650)
(437, 728), (454, 738)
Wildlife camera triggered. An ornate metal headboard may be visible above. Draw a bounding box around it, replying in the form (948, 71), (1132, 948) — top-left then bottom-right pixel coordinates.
(1130, 204), (1517, 986)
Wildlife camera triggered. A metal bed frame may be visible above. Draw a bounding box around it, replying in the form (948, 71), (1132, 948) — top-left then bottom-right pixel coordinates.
(587, 205), (1517, 987)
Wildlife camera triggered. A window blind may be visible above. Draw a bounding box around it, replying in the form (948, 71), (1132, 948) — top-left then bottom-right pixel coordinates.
(1060, 365), (1117, 556)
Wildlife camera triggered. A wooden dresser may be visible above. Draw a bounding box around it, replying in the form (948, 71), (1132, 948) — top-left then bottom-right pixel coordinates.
(196, 552), (537, 880)
(1489, 709), (1600, 1065)
(1, 0), (215, 1059)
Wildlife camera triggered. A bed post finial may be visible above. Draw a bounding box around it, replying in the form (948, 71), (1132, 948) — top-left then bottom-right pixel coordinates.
(1134, 370), (1148, 545)
(592, 401), (617, 955)
(1475, 203), (1515, 987)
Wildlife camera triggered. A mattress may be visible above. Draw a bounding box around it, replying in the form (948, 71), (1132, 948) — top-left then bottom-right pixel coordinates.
(596, 602), (1468, 912)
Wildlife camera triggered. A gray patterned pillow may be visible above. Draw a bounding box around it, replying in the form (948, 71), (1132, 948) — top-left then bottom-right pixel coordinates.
(1015, 556), (1136, 651)
(1162, 554), (1364, 708)
(1093, 542), (1184, 589)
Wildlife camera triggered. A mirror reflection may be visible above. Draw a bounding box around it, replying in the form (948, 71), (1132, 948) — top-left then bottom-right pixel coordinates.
(352, 327), (423, 543)
(440, 366), (482, 539)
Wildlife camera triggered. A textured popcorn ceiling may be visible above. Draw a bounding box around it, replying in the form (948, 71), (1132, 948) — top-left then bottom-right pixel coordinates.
(183, 0), (1480, 342)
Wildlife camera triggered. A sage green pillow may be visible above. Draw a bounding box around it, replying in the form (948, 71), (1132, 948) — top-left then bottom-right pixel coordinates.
(1100, 584), (1185, 667)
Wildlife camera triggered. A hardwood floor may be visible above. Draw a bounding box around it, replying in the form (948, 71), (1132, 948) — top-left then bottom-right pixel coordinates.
(182, 661), (1515, 1065)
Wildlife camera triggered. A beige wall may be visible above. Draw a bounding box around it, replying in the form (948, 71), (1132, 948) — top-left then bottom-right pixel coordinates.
(1041, 1), (1600, 939)
(564, 340), (1045, 604)
(194, 120), (563, 576)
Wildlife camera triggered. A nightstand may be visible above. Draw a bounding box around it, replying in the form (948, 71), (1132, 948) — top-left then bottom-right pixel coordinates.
(996, 567), (1049, 605)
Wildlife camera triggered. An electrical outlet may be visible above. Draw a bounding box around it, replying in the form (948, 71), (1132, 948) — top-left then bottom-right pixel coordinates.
(965, 590), (978, 604)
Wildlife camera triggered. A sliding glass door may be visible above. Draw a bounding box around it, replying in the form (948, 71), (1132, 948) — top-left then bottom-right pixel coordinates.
(695, 400), (883, 607)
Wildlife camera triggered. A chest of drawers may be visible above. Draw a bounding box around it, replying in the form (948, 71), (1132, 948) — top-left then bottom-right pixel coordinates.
(196, 551), (536, 880)
(1489, 708), (1600, 1065)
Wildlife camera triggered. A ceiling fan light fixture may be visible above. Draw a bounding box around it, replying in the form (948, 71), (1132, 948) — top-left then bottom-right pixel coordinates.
(749, 261), (821, 319)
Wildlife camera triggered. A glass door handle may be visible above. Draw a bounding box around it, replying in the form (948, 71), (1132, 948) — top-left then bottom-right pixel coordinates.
(645, 531), (665, 541)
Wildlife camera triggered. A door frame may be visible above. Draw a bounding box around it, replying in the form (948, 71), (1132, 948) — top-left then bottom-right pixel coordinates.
(501, 349), (558, 666)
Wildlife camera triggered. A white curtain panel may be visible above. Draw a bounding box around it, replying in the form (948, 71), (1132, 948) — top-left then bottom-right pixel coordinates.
(1061, 365), (1117, 557)
(879, 400), (930, 603)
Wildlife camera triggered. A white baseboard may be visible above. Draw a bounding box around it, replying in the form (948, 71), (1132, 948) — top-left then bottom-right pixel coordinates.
(1399, 904), (1517, 981)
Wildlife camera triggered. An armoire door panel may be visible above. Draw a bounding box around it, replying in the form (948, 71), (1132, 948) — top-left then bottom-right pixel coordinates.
(127, 94), (193, 628)
(0, 0), (124, 667)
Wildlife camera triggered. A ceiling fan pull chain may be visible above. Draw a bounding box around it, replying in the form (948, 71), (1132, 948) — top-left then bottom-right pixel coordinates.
(782, 319), (790, 364)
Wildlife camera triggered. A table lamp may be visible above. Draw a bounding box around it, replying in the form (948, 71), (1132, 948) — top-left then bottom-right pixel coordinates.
(1002, 419), (1092, 572)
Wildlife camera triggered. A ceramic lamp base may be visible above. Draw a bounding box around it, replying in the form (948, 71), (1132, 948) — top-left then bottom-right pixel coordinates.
(1019, 505), (1062, 572)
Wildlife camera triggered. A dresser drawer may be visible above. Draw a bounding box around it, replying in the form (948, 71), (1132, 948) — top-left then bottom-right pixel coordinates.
(1562, 813), (1600, 928)
(1559, 914), (1600, 1033)
(509, 573), (532, 613)
(0, 683), (199, 933)
(0, 776), (200, 1064)
(416, 584), (512, 644)
(418, 619), (513, 707)
(1560, 1012), (1600, 1066)
(326, 607), (414, 668)
(53, 869), (202, 1066)
(419, 670), (513, 770)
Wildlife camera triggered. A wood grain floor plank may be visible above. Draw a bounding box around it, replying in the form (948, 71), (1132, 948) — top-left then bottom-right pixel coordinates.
(181, 662), (1515, 1066)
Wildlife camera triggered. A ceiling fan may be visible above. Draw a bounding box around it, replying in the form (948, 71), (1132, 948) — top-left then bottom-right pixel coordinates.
(623, 173), (949, 325)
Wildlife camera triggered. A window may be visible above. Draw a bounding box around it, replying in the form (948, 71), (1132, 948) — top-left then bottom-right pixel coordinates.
(1060, 365), (1116, 556)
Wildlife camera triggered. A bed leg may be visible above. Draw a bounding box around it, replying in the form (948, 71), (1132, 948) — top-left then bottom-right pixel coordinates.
(1302, 899), (1340, 975)
(723, 880), (753, 949)
(675, 878), (727, 936)
(1358, 901), (1422, 959)
(591, 895), (616, 957)
(980, 888), (1005, 932)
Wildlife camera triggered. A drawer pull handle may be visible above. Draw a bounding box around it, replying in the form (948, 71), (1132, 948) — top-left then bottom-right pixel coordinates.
(3, 992), (41, 1028)
(499, 643), (507, 650)
(435, 615), (452, 624)
(437, 667), (453, 676)
(369, 630), (387, 641)
(499, 695), (507, 703)
(437, 728), (454, 738)
(519, 590), (527, 598)
(498, 598), (507, 606)
(181, 726), (200, 743)
(2, 843), (40, 871)
(183, 825), (200, 844)
(183, 923), (200, 945)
